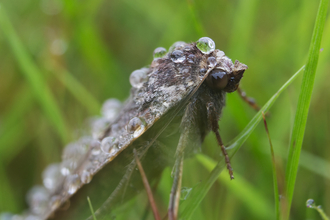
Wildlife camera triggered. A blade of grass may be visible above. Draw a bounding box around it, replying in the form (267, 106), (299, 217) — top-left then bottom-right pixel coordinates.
(0, 5), (69, 143)
(284, 0), (328, 219)
(179, 65), (305, 219)
(87, 197), (97, 220)
(48, 63), (101, 114)
(195, 154), (273, 219)
(262, 112), (280, 220)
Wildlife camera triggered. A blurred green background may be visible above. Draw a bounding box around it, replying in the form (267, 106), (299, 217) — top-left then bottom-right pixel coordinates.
(0, 0), (329, 219)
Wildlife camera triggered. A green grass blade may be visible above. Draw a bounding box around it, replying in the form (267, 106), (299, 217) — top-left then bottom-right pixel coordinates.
(87, 197), (97, 220)
(195, 154), (273, 219)
(284, 0), (329, 218)
(262, 113), (280, 220)
(50, 66), (101, 114)
(0, 5), (69, 142)
(179, 66), (305, 219)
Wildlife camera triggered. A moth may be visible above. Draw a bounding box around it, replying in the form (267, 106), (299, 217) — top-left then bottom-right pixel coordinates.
(13, 37), (248, 220)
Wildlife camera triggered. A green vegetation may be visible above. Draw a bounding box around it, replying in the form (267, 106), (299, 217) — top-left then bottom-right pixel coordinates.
(0, 0), (329, 219)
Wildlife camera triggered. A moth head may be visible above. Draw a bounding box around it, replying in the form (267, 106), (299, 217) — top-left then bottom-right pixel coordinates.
(205, 60), (248, 93)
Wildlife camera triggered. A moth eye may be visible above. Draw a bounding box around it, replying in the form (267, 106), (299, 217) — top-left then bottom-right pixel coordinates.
(205, 69), (229, 91)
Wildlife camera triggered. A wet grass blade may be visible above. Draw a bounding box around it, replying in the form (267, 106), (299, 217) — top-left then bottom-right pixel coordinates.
(87, 197), (97, 220)
(195, 154), (273, 219)
(179, 65), (305, 220)
(0, 5), (69, 142)
(284, 0), (329, 219)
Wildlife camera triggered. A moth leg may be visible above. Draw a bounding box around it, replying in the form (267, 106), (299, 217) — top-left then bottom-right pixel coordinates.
(237, 86), (261, 112)
(133, 149), (161, 220)
(168, 103), (193, 220)
(168, 153), (184, 220)
(207, 102), (234, 179)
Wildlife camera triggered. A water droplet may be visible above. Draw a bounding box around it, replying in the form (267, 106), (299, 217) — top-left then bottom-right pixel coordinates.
(80, 169), (93, 184)
(49, 195), (61, 210)
(169, 41), (186, 52)
(26, 186), (50, 215)
(129, 68), (149, 88)
(91, 117), (110, 139)
(208, 57), (217, 67)
(215, 50), (225, 60)
(317, 205), (322, 209)
(153, 47), (167, 59)
(60, 160), (77, 176)
(180, 187), (192, 200)
(90, 139), (101, 156)
(65, 174), (81, 195)
(101, 137), (119, 154)
(127, 117), (146, 138)
(187, 54), (196, 63)
(101, 99), (122, 121)
(24, 215), (42, 220)
(306, 199), (314, 208)
(0, 213), (14, 220)
(196, 37), (215, 54)
(200, 68), (207, 74)
(50, 39), (67, 55)
(42, 163), (64, 193)
(170, 50), (186, 63)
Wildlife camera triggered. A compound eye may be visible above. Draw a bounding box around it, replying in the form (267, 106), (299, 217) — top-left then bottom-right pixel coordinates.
(206, 69), (229, 90)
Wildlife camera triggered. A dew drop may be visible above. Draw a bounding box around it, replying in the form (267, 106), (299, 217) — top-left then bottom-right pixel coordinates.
(90, 139), (101, 156)
(0, 213), (14, 220)
(317, 205), (322, 209)
(24, 215), (42, 220)
(170, 50), (186, 63)
(80, 169), (93, 184)
(169, 41), (186, 52)
(196, 37), (215, 54)
(91, 117), (110, 139)
(101, 137), (119, 154)
(187, 54), (196, 63)
(65, 174), (81, 195)
(101, 99), (122, 121)
(153, 47), (167, 59)
(306, 199), (314, 208)
(208, 57), (217, 67)
(127, 117), (146, 138)
(129, 68), (149, 88)
(26, 186), (50, 215)
(60, 160), (76, 176)
(42, 163), (64, 193)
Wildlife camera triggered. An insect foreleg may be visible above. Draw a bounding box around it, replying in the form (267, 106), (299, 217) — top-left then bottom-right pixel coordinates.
(207, 102), (234, 180)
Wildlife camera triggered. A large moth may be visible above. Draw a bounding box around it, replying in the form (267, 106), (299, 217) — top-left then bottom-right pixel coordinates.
(9, 37), (248, 220)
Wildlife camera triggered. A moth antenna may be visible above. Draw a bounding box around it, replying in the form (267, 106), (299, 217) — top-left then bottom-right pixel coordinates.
(207, 103), (234, 180)
(133, 149), (161, 220)
(237, 87), (268, 116)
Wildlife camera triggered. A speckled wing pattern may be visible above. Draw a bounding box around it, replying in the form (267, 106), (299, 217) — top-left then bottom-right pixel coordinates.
(18, 38), (246, 220)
